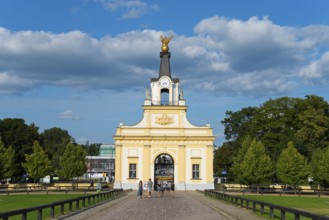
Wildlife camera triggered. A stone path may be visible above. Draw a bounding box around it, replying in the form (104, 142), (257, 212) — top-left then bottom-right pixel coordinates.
(57, 191), (266, 220)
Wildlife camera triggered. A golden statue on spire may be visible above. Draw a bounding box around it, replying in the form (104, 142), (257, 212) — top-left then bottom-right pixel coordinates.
(160, 35), (173, 52)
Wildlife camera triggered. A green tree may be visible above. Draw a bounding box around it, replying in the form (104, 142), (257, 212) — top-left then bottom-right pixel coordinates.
(0, 118), (39, 177)
(222, 107), (258, 143)
(81, 142), (101, 156)
(239, 139), (273, 192)
(252, 97), (299, 161)
(221, 95), (329, 167)
(230, 135), (253, 184)
(0, 139), (15, 181)
(213, 142), (234, 177)
(22, 140), (53, 183)
(57, 143), (87, 182)
(277, 141), (310, 191)
(310, 147), (329, 188)
(40, 127), (72, 171)
(295, 95), (329, 157)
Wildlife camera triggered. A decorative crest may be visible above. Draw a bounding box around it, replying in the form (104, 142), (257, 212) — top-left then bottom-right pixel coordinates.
(160, 35), (173, 52)
(155, 114), (174, 126)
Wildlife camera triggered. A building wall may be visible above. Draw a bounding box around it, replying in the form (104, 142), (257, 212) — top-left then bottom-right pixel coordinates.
(113, 105), (215, 190)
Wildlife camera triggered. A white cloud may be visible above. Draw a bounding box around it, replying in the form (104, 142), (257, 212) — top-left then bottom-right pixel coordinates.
(94, 0), (159, 19)
(1, 16), (329, 97)
(58, 110), (81, 120)
(194, 16), (301, 72)
(299, 51), (329, 84)
(0, 71), (36, 95)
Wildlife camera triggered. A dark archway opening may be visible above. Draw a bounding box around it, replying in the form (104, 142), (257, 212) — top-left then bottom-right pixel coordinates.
(154, 154), (174, 190)
(160, 88), (169, 105)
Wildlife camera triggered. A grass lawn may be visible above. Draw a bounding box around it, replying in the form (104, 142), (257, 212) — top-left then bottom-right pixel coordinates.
(0, 194), (86, 220)
(243, 195), (329, 219)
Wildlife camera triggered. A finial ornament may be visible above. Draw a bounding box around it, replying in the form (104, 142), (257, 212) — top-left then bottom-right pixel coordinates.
(145, 89), (151, 100)
(179, 88), (184, 99)
(160, 35), (173, 52)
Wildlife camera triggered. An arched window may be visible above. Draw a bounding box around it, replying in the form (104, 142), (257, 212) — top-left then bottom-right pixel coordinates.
(160, 88), (169, 105)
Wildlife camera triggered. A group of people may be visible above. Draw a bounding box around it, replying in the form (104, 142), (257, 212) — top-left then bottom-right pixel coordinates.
(156, 180), (175, 198)
(137, 178), (175, 198)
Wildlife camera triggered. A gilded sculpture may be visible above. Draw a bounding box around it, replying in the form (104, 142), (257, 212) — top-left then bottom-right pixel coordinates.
(160, 35), (173, 52)
(155, 114), (174, 126)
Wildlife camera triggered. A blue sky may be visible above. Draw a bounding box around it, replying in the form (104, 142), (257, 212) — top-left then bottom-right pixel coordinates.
(1, 0), (329, 145)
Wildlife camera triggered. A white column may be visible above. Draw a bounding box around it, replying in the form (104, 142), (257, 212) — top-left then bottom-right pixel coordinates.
(174, 83), (179, 105)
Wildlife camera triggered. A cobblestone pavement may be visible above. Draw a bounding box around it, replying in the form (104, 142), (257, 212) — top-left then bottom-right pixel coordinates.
(58, 191), (266, 220)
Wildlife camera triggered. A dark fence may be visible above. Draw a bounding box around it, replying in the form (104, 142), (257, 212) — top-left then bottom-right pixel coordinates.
(0, 189), (126, 220)
(0, 182), (113, 193)
(215, 185), (329, 197)
(204, 190), (329, 220)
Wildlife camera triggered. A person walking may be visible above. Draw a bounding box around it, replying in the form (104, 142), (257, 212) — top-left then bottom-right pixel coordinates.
(147, 178), (153, 198)
(171, 182), (175, 197)
(137, 180), (143, 198)
(161, 182), (166, 197)
(157, 182), (161, 198)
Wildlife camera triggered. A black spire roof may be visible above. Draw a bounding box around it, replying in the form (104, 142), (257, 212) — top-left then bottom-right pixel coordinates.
(151, 51), (179, 83)
(159, 52), (171, 78)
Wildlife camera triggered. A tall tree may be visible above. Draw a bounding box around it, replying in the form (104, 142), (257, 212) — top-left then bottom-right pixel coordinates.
(40, 127), (72, 171)
(310, 147), (329, 188)
(0, 139), (15, 181)
(230, 135), (253, 184)
(277, 141), (310, 191)
(57, 143), (87, 182)
(252, 97), (299, 161)
(222, 107), (258, 143)
(221, 95), (329, 167)
(239, 139), (273, 191)
(22, 140), (52, 183)
(213, 142), (234, 177)
(294, 95), (329, 157)
(0, 118), (39, 177)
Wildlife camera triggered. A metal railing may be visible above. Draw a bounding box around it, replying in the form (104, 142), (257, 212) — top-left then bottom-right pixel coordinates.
(0, 189), (125, 220)
(204, 190), (329, 220)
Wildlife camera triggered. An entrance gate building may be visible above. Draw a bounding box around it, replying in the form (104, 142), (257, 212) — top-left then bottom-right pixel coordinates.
(113, 37), (215, 190)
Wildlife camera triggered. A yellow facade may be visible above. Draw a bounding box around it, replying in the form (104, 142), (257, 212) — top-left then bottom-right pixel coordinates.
(113, 105), (215, 190)
(113, 38), (215, 190)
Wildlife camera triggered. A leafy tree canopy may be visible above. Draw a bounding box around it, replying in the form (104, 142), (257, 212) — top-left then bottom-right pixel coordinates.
(277, 142), (310, 188)
(57, 143), (87, 181)
(0, 118), (39, 176)
(40, 127), (72, 170)
(231, 137), (273, 189)
(221, 95), (329, 162)
(0, 139), (15, 180)
(213, 142), (234, 177)
(22, 140), (53, 183)
(310, 147), (329, 188)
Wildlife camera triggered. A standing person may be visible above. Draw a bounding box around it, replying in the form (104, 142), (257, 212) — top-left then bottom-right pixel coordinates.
(147, 178), (153, 198)
(161, 181), (165, 197)
(137, 180), (143, 198)
(166, 181), (170, 194)
(96, 181), (101, 193)
(157, 182), (161, 198)
(171, 182), (175, 197)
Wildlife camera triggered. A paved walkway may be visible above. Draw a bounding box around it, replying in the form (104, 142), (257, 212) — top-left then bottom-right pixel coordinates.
(58, 191), (266, 220)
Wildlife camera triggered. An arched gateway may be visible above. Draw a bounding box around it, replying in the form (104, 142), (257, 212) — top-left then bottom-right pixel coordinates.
(154, 154), (174, 189)
(113, 36), (215, 190)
